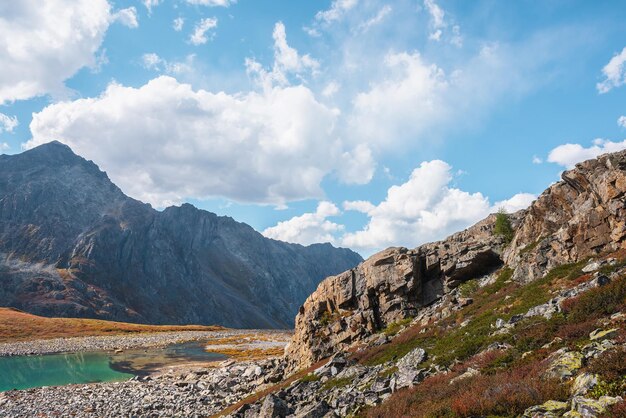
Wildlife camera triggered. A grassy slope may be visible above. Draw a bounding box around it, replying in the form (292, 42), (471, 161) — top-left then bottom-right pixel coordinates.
(0, 308), (222, 343)
(360, 251), (626, 417)
(205, 252), (626, 417)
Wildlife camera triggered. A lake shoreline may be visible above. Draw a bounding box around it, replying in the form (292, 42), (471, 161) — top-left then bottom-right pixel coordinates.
(0, 329), (289, 357)
(0, 330), (291, 417)
(0, 356), (287, 417)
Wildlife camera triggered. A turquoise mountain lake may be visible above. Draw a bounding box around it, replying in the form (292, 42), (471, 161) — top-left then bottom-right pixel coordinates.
(0, 341), (226, 392)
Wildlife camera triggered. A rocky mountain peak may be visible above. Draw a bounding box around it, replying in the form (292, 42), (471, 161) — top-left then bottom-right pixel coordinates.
(0, 142), (363, 328)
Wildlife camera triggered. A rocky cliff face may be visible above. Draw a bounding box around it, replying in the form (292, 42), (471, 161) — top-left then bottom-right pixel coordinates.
(0, 142), (362, 328)
(286, 214), (522, 368)
(504, 152), (626, 282)
(286, 150), (626, 370)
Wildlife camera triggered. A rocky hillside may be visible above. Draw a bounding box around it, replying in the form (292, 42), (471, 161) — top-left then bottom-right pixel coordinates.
(211, 149), (626, 418)
(286, 150), (626, 370)
(0, 142), (362, 328)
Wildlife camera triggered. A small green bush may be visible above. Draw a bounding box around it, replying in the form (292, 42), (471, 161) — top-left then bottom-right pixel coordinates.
(319, 310), (335, 326)
(383, 318), (413, 336)
(322, 376), (353, 390)
(458, 279), (480, 298)
(300, 373), (321, 383)
(520, 239), (541, 255)
(494, 209), (514, 243)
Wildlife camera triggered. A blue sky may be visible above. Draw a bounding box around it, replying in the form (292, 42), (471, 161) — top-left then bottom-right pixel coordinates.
(1, 0), (625, 256)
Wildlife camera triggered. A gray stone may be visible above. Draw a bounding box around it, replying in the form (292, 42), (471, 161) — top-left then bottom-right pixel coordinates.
(295, 401), (330, 418)
(571, 373), (597, 396)
(396, 348), (427, 371)
(259, 394), (289, 418)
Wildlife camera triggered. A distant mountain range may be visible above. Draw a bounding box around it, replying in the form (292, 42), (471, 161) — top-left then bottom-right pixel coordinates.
(0, 142), (362, 328)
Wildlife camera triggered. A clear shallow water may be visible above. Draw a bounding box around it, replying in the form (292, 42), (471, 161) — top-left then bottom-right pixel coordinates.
(0, 341), (226, 392)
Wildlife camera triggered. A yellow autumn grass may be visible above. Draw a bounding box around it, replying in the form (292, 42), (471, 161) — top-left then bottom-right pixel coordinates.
(0, 307), (222, 343)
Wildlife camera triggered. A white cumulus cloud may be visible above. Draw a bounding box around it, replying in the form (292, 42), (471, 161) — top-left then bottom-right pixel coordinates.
(190, 17), (218, 45)
(341, 160), (490, 252)
(597, 47), (626, 93)
(547, 138), (626, 169)
(0, 113), (18, 133)
(247, 22), (320, 89)
(0, 0), (112, 103)
(113, 7), (138, 28)
(24, 76), (369, 207)
(492, 193), (536, 214)
(618, 116), (626, 128)
(262, 202), (344, 245)
(263, 161), (535, 253)
(343, 200), (376, 213)
(339, 161), (534, 254)
(350, 52), (448, 148)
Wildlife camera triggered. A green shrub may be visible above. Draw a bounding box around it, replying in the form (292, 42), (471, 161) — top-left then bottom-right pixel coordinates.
(322, 376), (353, 390)
(598, 257), (626, 276)
(561, 276), (626, 323)
(383, 318), (413, 336)
(319, 310), (335, 326)
(543, 259), (589, 282)
(300, 373), (321, 383)
(520, 239), (541, 255)
(458, 279), (480, 298)
(494, 209), (514, 243)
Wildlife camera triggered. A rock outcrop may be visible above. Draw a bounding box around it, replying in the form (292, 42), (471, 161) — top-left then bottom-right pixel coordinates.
(504, 151), (626, 282)
(0, 142), (362, 328)
(286, 213), (521, 369)
(287, 150), (626, 370)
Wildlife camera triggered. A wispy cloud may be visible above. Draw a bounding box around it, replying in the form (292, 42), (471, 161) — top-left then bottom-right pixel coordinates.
(185, 0), (236, 6)
(173, 17), (184, 32)
(597, 46), (626, 93)
(112, 7), (139, 28)
(190, 17), (218, 45)
(0, 113), (18, 133)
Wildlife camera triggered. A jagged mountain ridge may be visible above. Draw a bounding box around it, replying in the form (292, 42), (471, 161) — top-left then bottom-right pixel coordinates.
(0, 141), (362, 328)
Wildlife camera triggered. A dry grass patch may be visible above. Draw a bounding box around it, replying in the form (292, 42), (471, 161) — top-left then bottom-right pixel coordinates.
(0, 308), (222, 342)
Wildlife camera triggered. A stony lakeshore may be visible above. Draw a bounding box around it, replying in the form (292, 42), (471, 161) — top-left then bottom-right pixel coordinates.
(0, 330), (291, 417)
(0, 357), (287, 417)
(0, 330), (260, 357)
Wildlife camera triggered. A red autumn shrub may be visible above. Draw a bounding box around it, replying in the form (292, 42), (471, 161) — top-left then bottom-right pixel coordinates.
(451, 368), (567, 417)
(364, 372), (460, 418)
(587, 347), (626, 382)
(599, 400), (626, 418)
(561, 277), (626, 323)
(555, 319), (598, 342)
(365, 357), (567, 418)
